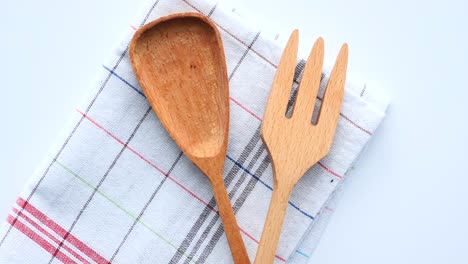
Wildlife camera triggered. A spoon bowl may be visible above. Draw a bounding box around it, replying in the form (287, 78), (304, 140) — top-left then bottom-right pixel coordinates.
(130, 14), (228, 161)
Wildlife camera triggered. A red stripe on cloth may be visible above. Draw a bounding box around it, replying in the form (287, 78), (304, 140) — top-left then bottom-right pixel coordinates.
(339, 113), (372, 135)
(75, 109), (217, 212)
(229, 97), (262, 121)
(16, 198), (110, 264)
(240, 229), (259, 244)
(317, 162), (343, 179)
(7, 214), (76, 264)
(275, 255), (287, 262)
(12, 208), (90, 264)
(314, 96), (372, 135)
(76, 109), (287, 262)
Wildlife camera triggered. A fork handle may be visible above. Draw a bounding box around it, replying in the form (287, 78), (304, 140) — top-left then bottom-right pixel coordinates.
(254, 185), (292, 264)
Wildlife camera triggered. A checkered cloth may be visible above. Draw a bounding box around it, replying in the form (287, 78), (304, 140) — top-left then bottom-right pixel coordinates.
(0, 0), (389, 263)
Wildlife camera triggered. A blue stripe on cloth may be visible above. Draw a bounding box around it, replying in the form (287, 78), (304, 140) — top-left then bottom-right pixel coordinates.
(295, 250), (310, 258)
(102, 65), (315, 221)
(102, 65), (144, 96)
(226, 155), (314, 220)
(225, 155), (272, 191)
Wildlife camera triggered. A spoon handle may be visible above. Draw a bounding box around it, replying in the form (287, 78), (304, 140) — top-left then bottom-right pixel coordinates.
(254, 185), (291, 264)
(210, 176), (250, 264)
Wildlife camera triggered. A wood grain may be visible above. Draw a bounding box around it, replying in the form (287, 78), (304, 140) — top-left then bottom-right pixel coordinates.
(255, 31), (349, 264)
(129, 13), (250, 264)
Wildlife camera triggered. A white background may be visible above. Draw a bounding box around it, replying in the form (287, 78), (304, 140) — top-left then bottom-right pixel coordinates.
(1, 0), (467, 263)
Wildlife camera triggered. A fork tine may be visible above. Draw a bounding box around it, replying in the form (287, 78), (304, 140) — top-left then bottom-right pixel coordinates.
(262, 30), (299, 123)
(293, 37), (324, 121)
(317, 43), (348, 133)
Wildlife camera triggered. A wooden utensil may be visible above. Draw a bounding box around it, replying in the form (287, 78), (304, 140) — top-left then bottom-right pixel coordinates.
(255, 31), (348, 264)
(129, 13), (250, 264)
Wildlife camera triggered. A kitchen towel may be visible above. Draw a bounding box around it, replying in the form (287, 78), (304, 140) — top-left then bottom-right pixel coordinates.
(0, 0), (390, 263)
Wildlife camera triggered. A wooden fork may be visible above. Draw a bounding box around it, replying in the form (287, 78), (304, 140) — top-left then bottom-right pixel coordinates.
(254, 30), (348, 264)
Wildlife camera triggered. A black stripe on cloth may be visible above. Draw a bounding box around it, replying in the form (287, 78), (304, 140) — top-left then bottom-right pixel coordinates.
(195, 60), (308, 263)
(0, 0), (161, 248)
(48, 107), (152, 264)
(228, 32), (261, 80)
(285, 60), (326, 119)
(360, 84), (367, 97)
(184, 139), (266, 264)
(110, 151), (184, 262)
(207, 3), (218, 17)
(168, 30), (261, 264)
(285, 60), (305, 117)
(197, 152), (271, 263)
(169, 128), (261, 264)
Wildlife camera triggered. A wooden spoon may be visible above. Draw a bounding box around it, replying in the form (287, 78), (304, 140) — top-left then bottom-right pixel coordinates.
(129, 13), (250, 263)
